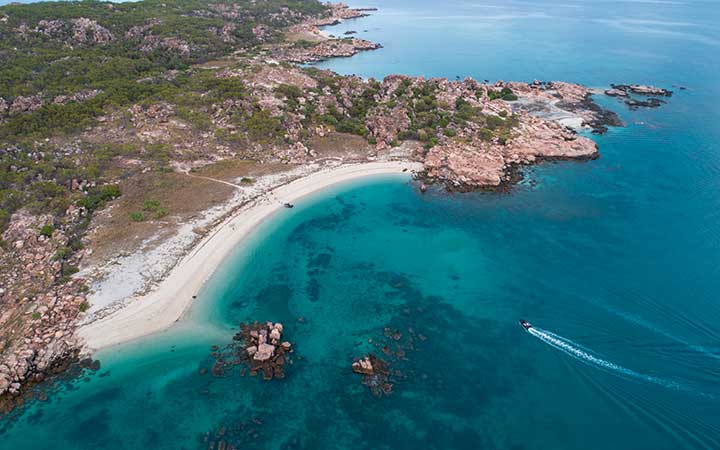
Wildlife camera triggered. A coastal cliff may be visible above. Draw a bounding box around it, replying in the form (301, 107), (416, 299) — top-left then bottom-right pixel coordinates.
(0, 1), (667, 405)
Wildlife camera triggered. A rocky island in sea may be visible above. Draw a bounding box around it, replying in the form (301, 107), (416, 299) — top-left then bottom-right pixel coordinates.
(0, 0), (672, 408)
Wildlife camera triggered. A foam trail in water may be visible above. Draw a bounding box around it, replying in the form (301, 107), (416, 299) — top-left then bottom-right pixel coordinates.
(589, 297), (720, 361)
(528, 327), (686, 391)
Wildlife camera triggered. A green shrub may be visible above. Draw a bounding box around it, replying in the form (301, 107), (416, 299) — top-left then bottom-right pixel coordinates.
(63, 265), (79, 276)
(479, 128), (494, 141)
(40, 223), (54, 238)
(243, 109), (283, 143)
(78, 184), (121, 211)
(79, 301), (89, 313)
(240, 177), (254, 184)
(142, 199), (161, 212)
(130, 211), (145, 222)
(154, 207), (169, 219)
(53, 246), (71, 261)
(31, 312), (41, 320)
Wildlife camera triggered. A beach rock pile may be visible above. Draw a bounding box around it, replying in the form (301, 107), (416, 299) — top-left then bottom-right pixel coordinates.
(352, 354), (392, 397)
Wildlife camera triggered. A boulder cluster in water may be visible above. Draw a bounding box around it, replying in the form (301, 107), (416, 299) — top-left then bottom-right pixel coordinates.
(352, 354), (392, 397)
(208, 322), (293, 381)
(604, 84), (673, 110)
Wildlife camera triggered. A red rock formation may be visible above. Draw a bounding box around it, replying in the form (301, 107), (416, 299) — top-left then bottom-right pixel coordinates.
(0, 211), (89, 399)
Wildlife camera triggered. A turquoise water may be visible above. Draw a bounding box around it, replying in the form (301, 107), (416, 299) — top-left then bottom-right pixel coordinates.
(3, 0), (720, 449)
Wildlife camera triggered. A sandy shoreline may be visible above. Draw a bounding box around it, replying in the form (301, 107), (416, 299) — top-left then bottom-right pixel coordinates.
(77, 160), (422, 351)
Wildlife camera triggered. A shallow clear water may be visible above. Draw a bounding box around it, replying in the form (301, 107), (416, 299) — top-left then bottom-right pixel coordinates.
(2, 0), (720, 449)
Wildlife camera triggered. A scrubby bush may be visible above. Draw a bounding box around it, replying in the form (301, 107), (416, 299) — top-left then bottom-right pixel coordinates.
(40, 223), (54, 238)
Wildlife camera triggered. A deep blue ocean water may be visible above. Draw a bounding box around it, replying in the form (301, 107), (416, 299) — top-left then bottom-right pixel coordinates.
(2, 0), (720, 449)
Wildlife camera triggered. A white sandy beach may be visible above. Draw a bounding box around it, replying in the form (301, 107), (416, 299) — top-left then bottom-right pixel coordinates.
(78, 161), (422, 351)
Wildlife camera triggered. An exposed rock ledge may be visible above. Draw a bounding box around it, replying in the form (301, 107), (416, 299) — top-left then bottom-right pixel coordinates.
(422, 114), (597, 189)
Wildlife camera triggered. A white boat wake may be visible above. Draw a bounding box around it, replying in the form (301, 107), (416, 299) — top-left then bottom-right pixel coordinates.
(528, 326), (686, 391)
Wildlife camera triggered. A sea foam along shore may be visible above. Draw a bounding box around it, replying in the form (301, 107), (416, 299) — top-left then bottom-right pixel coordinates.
(77, 161), (422, 351)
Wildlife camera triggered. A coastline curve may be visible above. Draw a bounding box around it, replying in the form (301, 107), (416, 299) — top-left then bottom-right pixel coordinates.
(77, 161), (422, 351)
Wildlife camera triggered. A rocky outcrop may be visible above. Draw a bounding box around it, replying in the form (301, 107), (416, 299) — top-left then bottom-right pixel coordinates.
(21, 17), (112, 44)
(124, 19), (161, 39)
(352, 354), (392, 397)
(507, 80), (623, 133)
(0, 210), (89, 401)
(71, 18), (113, 43)
(9, 95), (43, 114)
(366, 105), (411, 150)
(611, 84), (673, 97)
(236, 65), (318, 90)
(2, 90), (102, 119)
(0, 97), (8, 119)
(34, 19), (65, 37)
(314, 3), (371, 26)
(282, 38), (380, 63)
(422, 114), (597, 190)
(606, 84), (673, 110)
(604, 88), (628, 97)
(52, 89), (102, 105)
(140, 35), (191, 55)
(206, 322), (294, 381)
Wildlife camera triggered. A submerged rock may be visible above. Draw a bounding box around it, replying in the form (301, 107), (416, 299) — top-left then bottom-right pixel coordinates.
(352, 354), (393, 397)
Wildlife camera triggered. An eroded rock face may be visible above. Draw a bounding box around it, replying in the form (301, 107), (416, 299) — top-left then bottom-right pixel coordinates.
(422, 113), (596, 189)
(424, 142), (507, 187)
(0, 211), (89, 400)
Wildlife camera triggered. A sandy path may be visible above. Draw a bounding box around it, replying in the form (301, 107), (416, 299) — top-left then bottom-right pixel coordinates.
(78, 161), (421, 351)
